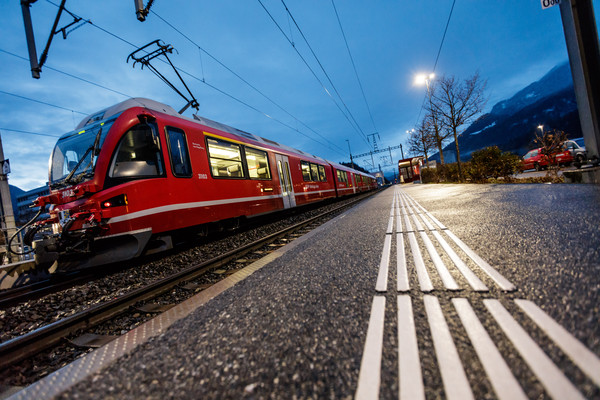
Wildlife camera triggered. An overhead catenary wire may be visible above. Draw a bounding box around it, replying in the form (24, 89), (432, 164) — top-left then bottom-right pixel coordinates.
(414, 0), (457, 127)
(0, 90), (87, 115)
(257, 0), (371, 149)
(331, 0), (378, 136)
(40, 0), (348, 157)
(0, 49), (133, 99)
(150, 10), (346, 154)
(279, 0), (369, 144)
(0, 128), (61, 138)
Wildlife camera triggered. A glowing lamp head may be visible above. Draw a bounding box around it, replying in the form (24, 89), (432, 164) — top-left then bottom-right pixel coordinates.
(414, 73), (435, 86)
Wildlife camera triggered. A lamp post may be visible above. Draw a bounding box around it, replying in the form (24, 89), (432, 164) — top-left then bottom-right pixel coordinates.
(415, 73), (435, 93)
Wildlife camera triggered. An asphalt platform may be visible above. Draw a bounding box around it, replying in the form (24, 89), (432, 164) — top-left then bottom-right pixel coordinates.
(8, 185), (600, 399)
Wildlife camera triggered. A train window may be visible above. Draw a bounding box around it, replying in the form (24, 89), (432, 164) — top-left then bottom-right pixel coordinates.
(109, 123), (164, 179)
(166, 127), (192, 177)
(207, 137), (244, 178)
(245, 147), (271, 180)
(310, 163), (319, 182)
(301, 161), (311, 181)
(318, 165), (327, 182)
(337, 170), (349, 186)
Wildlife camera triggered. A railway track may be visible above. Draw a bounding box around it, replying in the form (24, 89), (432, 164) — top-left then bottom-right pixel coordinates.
(0, 191), (375, 376)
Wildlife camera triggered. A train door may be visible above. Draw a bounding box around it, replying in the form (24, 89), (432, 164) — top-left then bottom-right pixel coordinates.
(275, 154), (296, 208)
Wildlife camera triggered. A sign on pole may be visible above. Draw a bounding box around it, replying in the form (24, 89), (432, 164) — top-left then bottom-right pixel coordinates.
(541, 0), (561, 9)
(0, 159), (9, 175)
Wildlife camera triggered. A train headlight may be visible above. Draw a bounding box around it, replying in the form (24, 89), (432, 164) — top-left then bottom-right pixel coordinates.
(101, 194), (128, 208)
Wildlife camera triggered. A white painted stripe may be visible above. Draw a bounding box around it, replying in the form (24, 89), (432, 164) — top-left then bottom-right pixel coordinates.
(296, 188), (337, 197)
(430, 231), (488, 292)
(444, 230), (516, 292)
(515, 299), (600, 386)
(484, 299), (585, 400)
(376, 235), (392, 292)
(410, 213), (425, 232)
(425, 211), (447, 230)
(424, 296), (474, 400)
(398, 296), (425, 400)
(403, 214), (413, 233)
(355, 296), (386, 400)
(419, 231), (460, 290)
(415, 207), (435, 231)
(408, 232), (433, 292)
(399, 195), (407, 217)
(387, 216), (394, 235)
(396, 206), (403, 233)
(403, 196), (432, 232)
(108, 194), (282, 224)
(397, 233), (409, 292)
(408, 196), (448, 230)
(452, 298), (527, 400)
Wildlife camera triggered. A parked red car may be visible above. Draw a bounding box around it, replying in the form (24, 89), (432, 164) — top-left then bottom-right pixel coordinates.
(521, 146), (573, 171)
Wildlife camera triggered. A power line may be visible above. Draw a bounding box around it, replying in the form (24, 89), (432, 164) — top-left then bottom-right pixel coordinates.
(331, 0), (378, 135)
(433, 0), (456, 73)
(279, 0), (369, 143)
(0, 90), (87, 115)
(0, 128), (60, 138)
(150, 10), (346, 154)
(414, 0), (457, 127)
(0, 49), (132, 98)
(257, 0), (371, 148)
(40, 0), (348, 157)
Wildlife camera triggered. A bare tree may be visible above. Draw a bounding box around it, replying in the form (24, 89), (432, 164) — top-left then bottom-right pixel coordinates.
(534, 129), (568, 177)
(429, 73), (487, 180)
(424, 109), (452, 165)
(407, 118), (436, 163)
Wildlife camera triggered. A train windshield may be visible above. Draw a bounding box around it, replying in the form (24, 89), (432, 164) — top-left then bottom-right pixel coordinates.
(49, 118), (116, 189)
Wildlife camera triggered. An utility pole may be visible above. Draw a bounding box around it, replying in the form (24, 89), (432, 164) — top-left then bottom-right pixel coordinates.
(559, 0), (600, 163)
(0, 133), (18, 263)
(346, 139), (355, 169)
(367, 133), (380, 152)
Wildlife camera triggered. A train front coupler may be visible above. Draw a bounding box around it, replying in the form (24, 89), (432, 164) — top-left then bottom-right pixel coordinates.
(31, 209), (106, 270)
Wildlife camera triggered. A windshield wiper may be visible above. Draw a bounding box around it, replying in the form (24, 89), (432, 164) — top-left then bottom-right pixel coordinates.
(63, 127), (103, 186)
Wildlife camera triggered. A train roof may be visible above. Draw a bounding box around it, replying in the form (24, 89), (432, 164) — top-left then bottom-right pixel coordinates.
(191, 114), (327, 163)
(77, 98), (374, 177)
(79, 98), (328, 162)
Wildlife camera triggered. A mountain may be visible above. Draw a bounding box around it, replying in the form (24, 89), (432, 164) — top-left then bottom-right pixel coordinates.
(430, 62), (581, 162)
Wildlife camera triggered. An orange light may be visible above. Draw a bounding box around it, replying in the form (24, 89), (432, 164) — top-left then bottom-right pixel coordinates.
(103, 201), (112, 208)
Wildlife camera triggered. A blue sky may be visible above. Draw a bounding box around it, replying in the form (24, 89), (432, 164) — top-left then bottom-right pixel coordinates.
(1, 0), (598, 190)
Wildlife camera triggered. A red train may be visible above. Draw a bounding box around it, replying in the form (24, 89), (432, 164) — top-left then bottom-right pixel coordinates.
(26, 98), (377, 269)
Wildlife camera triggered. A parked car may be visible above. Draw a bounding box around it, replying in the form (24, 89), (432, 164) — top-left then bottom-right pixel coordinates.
(566, 138), (587, 166)
(520, 145), (574, 171)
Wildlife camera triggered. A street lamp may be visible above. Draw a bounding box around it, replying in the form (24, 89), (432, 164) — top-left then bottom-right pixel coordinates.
(538, 125), (544, 134)
(414, 73), (435, 89)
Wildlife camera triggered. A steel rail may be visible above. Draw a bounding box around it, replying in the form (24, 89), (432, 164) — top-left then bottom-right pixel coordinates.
(0, 191), (375, 370)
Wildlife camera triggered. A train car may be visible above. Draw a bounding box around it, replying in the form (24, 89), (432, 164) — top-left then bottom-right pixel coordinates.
(329, 162), (357, 197)
(24, 98), (375, 270)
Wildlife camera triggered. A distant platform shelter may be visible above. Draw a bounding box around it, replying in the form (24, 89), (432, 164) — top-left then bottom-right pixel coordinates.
(398, 156), (424, 183)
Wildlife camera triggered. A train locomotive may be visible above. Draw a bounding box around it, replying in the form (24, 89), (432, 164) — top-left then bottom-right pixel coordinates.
(23, 98), (377, 270)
